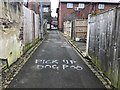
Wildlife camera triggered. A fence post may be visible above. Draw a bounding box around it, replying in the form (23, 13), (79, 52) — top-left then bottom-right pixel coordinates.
(86, 14), (91, 56)
(40, 0), (43, 39)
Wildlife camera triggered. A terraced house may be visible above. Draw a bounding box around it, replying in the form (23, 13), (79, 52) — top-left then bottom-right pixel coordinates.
(56, 0), (119, 32)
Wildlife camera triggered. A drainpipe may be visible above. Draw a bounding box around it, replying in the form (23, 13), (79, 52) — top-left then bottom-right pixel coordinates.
(40, 0), (43, 39)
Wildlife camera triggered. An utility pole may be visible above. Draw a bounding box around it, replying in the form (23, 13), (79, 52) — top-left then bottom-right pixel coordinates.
(40, 0), (43, 39)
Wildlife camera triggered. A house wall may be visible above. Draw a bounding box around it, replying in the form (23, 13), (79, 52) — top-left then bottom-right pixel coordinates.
(0, 3), (41, 67)
(43, 6), (51, 24)
(28, 2), (40, 14)
(58, 2), (118, 32)
(0, 2), (23, 66)
(0, 1), (2, 18)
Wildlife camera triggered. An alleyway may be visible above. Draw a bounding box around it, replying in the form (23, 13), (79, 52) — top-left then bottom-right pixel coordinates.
(8, 31), (105, 88)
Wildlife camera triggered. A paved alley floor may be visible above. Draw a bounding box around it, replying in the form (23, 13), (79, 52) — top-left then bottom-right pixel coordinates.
(8, 31), (105, 88)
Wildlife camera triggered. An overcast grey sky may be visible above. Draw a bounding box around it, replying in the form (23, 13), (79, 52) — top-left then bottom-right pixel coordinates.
(51, 0), (59, 17)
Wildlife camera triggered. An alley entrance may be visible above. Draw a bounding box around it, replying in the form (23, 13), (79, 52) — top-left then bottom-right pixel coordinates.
(8, 31), (105, 88)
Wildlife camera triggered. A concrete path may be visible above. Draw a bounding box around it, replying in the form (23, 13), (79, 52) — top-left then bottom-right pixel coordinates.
(8, 31), (105, 88)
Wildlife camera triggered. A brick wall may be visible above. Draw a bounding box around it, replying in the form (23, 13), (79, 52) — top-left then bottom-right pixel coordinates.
(28, 2), (40, 14)
(58, 2), (118, 31)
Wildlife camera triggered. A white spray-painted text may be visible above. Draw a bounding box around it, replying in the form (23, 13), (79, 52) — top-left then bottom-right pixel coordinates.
(35, 59), (83, 71)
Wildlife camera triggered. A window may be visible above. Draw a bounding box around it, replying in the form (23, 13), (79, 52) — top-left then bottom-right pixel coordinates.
(78, 3), (85, 9)
(67, 3), (73, 8)
(43, 7), (49, 12)
(98, 4), (105, 9)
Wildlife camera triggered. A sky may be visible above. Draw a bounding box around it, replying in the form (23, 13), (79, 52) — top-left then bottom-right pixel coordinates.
(51, 0), (59, 17)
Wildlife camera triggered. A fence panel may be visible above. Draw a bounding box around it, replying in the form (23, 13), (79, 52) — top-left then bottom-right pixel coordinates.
(0, 3), (23, 66)
(73, 19), (87, 41)
(23, 6), (33, 45)
(63, 21), (72, 38)
(88, 7), (120, 89)
(35, 14), (39, 39)
(115, 7), (120, 89)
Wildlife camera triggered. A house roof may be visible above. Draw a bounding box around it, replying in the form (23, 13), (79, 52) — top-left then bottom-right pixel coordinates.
(60, 0), (120, 3)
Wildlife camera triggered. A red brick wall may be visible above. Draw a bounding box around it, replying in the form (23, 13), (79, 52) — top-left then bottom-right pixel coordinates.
(95, 3), (118, 14)
(58, 2), (91, 31)
(58, 2), (118, 31)
(28, 2), (39, 14)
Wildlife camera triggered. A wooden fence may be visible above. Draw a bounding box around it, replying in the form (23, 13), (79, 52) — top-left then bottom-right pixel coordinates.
(87, 7), (120, 89)
(73, 19), (87, 41)
(63, 19), (88, 41)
